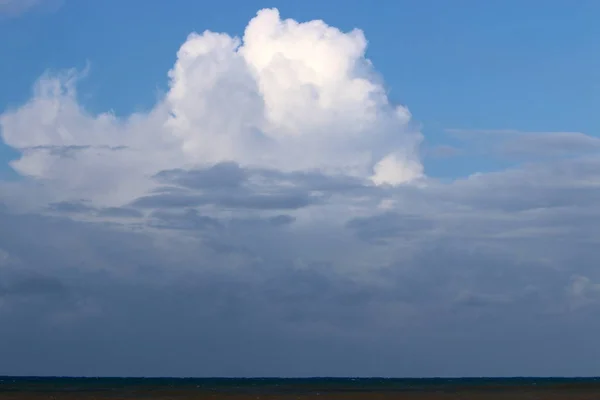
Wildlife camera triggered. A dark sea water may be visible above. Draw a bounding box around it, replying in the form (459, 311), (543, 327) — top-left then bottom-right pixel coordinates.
(1, 376), (600, 395)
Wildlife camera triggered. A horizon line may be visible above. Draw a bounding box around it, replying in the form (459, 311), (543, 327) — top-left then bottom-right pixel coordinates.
(2, 375), (600, 380)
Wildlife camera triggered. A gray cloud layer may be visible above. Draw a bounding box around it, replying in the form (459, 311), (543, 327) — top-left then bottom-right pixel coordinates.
(2, 156), (600, 377)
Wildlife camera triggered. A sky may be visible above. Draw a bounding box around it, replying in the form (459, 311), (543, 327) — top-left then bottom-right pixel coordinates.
(0, 0), (598, 378)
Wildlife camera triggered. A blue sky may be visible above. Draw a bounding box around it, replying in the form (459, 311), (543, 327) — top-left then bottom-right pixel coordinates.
(1, 0), (600, 378)
(1, 0), (597, 179)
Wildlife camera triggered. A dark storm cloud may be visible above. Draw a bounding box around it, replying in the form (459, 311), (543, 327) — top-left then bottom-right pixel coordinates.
(1, 196), (600, 378)
(4, 152), (600, 377)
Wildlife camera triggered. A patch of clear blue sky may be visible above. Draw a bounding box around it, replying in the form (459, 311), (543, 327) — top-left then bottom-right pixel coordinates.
(0, 0), (597, 180)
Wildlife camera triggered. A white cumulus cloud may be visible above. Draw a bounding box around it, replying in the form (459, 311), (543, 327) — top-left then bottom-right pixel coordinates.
(0, 8), (423, 207)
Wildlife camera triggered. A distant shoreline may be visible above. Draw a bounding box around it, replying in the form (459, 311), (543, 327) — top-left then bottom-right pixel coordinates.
(3, 376), (600, 380)
(2, 376), (600, 399)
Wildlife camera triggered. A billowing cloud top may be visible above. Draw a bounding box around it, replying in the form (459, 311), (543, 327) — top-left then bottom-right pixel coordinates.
(1, 8), (600, 378)
(1, 8), (422, 206)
